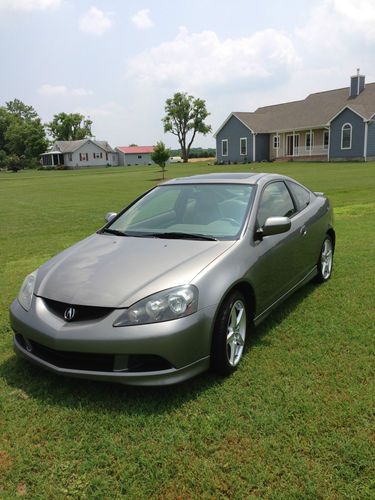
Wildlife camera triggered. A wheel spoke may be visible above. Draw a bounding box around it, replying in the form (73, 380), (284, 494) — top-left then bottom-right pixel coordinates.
(227, 341), (237, 365)
(236, 334), (245, 346)
(229, 308), (237, 329)
(236, 307), (244, 328)
(227, 329), (235, 343)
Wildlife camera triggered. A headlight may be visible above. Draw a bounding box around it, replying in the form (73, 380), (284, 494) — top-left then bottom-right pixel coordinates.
(18, 270), (38, 311)
(113, 285), (198, 327)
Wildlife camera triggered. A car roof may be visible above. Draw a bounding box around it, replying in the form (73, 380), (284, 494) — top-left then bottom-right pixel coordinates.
(163, 172), (271, 185)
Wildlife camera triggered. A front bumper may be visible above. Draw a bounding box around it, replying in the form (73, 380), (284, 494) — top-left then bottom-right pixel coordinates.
(10, 297), (215, 386)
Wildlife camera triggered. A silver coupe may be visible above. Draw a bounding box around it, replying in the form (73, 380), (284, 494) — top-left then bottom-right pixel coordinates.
(10, 172), (335, 385)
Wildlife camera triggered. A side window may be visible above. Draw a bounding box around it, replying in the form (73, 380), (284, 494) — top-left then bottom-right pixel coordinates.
(257, 182), (296, 227)
(286, 181), (311, 211)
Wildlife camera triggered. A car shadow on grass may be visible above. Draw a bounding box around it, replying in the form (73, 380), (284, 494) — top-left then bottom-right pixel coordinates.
(0, 282), (318, 414)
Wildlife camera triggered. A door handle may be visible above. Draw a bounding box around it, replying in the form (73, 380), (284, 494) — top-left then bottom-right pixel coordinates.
(300, 226), (307, 236)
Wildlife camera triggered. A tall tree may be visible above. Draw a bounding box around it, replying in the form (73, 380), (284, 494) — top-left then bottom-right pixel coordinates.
(5, 119), (47, 158)
(6, 99), (39, 121)
(162, 92), (211, 163)
(151, 141), (170, 180)
(0, 108), (12, 150)
(1, 99), (47, 162)
(47, 112), (93, 141)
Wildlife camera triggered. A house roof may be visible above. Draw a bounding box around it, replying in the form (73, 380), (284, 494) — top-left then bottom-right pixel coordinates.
(116, 146), (154, 154)
(215, 81), (375, 136)
(51, 139), (115, 153)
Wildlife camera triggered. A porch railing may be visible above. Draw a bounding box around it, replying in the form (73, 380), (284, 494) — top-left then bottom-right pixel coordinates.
(284, 146), (329, 157)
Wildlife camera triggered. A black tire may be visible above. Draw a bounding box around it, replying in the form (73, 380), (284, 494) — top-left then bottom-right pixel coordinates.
(315, 234), (334, 283)
(211, 290), (248, 376)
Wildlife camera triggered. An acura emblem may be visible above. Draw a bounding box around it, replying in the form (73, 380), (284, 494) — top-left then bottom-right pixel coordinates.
(64, 306), (76, 322)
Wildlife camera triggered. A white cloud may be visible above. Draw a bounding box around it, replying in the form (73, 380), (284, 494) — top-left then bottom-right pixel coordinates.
(131, 9), (154, 29)
(71, 87), (94, 97)
(126, 27), (299, 92)
(75, 102), (117, 118)
(79, 6), (112, 36)
(39, 84), (94, 97)
(332, 0), (375, 36)
(297, 0), (375, 53)
(0, 0), (61, 11)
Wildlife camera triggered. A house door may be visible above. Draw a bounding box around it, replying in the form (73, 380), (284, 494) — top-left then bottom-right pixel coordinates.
(286, 135), (299, 156)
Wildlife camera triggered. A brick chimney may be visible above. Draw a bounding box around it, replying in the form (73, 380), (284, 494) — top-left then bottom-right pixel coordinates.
(350, 69), (365, 98)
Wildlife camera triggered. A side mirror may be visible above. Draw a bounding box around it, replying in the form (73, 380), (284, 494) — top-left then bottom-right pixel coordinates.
(256, 216), (291, 239)
(105, 212), (117, 223)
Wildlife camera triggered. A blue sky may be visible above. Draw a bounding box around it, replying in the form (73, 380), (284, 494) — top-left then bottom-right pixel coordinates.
(1, 0), (374, 148)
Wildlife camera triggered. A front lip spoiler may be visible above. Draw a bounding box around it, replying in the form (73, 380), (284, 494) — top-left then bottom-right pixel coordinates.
(13, 335), (210, 387)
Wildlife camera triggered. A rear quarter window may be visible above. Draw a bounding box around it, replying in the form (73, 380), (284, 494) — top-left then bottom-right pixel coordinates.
(287, 181), (311, 212)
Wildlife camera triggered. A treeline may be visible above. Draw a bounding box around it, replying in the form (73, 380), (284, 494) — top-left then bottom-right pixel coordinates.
(0, 99), (92, 171)
(169, 147), (216, 158)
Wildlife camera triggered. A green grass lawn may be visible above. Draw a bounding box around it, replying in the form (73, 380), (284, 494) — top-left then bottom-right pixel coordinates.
(1, 162), (374, 498)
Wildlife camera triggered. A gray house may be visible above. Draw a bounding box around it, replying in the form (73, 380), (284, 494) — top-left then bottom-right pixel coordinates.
(41, 139), (118, 167)
(215, 71), (375, 163)
(116, 146), (155, 166)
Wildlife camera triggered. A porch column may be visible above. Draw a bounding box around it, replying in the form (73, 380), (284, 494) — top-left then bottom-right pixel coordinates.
(364, 122), (368, 161)
(252, 133), (256, 162)
(51, 154), (54, 166)
(276, 132), (279, 159)
(310, 129), (312, 156)
(292, 131), (295, 157)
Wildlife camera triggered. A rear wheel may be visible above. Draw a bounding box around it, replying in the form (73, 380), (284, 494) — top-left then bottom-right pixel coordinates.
(315, 235), (333, 283)
(211, 291), (248, 376)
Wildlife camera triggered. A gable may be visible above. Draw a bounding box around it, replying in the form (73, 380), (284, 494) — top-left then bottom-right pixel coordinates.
(215, 114), (254, 140)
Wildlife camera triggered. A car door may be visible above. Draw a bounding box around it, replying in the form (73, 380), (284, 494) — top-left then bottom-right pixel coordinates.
(249, 181), (306, 314)
(286, 180), (321, 276)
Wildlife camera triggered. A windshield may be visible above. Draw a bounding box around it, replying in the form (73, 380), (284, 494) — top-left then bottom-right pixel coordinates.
(106, 183), (255, 240)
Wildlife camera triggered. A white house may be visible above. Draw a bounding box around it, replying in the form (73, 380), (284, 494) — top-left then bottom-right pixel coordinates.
(41, 139), (118, 168)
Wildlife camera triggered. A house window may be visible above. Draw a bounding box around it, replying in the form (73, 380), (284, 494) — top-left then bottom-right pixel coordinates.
(79, 153), (88, 161)
(323, 131), (329, 149)
(138, 155), (142, 159)
(93, 152), (103, 159)
(221, 139), (228, 156)
(305, 132), (314, 150)
(68, 153), (73, 161)
(240, 138), (247, 156)
(341, 123), (352, 149)
(273, 135), (280, 149)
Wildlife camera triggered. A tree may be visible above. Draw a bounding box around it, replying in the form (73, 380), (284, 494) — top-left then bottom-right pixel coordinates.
(47, 112), (93, 141)
(129, 143), (138, 147)
(0, 108), (12, 150)
(6, 99), (38, 121)
(0, 99), (47, 166)
(151, 141), (170, 180)
(162, 92), (211, 163)
(5, 119), (47, 158)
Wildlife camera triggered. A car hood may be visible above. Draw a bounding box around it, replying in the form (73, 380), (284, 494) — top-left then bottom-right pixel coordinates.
(35, 233), (235, 307)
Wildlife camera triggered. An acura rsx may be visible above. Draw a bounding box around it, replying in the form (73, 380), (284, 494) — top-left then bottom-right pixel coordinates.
(10, 173), (335, 386)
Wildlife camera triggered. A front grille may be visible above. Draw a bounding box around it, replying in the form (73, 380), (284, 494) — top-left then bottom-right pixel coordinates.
(15, 334), (173, 373)
(41, 297), (114, 322)
(16, 334), (114, 371)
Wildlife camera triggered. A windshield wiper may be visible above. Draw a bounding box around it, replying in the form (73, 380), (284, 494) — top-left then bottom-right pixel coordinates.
(99, 228), (128, 237)
(149, 232), (217, 241)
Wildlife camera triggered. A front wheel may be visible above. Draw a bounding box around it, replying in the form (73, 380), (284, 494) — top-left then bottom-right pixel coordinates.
(211, 291), (248, 376)
(315, 235), (334, 283)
